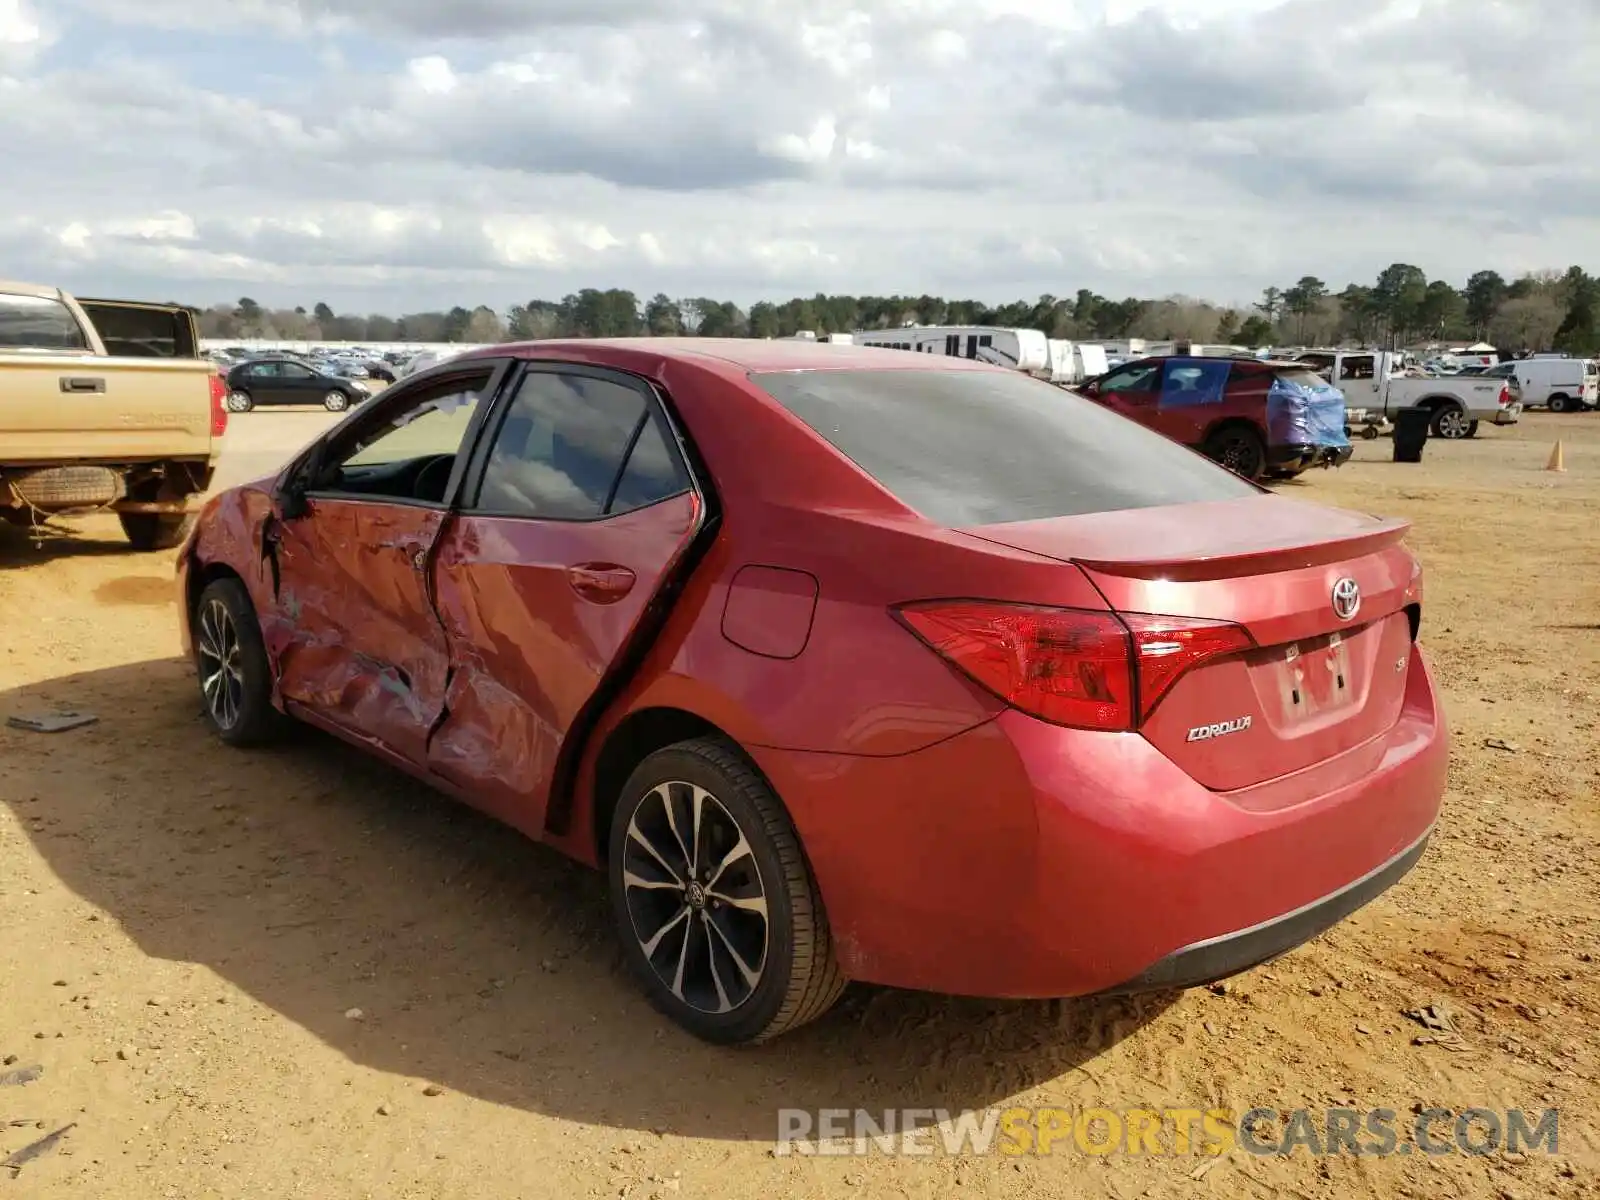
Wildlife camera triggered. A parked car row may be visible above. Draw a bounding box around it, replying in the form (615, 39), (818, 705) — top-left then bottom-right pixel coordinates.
(207, 345), (404, 405)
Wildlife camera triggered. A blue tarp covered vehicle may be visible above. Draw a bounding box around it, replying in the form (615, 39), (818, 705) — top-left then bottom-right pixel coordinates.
(1267, 373), (1351, 453)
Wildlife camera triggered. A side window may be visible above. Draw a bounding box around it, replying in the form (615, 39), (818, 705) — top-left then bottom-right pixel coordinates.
(1339, 356), (1375, 381)
(1099, 363), (1161, 394)
(474, 372), (649, 519)
(281, 362), (314, 379)
(250, 362), (280, 377)
(337, 381), (487, 471)
(1159, 360), (1231, 407)
(610, 413), (690, 513)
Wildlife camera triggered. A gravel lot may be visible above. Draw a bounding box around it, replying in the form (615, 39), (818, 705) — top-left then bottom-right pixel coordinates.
(1, 408), (1595, 1198)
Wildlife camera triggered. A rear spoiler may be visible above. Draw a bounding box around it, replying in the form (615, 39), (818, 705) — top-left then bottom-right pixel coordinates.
(1071, 519), (1412, 581)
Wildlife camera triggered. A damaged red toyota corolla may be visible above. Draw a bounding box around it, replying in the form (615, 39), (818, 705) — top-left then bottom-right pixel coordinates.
(175, 339), (1448, 1044)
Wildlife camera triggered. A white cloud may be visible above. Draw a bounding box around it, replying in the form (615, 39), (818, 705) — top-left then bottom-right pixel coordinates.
(0, 0), (47, 71)
(3, 0), (1598, 311)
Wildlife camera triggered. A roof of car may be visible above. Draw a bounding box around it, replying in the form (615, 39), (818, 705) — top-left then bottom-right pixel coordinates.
(0, 280), (64, 299)
(486, 337), (1000, 373)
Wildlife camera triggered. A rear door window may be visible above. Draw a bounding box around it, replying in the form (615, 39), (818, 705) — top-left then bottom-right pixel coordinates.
(472, 370), (688, 519)
(0, 293), (89, 350)
(751, 368), (1257, 527)
(1159, 360), (1231, 407)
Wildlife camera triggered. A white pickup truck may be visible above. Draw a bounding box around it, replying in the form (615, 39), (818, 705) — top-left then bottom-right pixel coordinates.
(1295, 350), (1522, 440)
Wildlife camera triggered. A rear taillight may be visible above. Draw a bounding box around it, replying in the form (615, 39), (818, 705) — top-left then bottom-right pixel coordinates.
(209, 372), (228, 437)
(1497, 384), (1510, 407)
(1119, 613), (1254, 719)
(893, 601), (1252, 731)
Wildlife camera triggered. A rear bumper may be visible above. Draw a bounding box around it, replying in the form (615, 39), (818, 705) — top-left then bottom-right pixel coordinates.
(1270, 443), (1353, 470)
(1099, 826), (1431, 994)
(1492, 404), (1522, 425)
(759, 645), (1449, 999)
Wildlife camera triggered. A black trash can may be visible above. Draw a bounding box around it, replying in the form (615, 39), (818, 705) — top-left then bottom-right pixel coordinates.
(1393, 407), (1430, 462)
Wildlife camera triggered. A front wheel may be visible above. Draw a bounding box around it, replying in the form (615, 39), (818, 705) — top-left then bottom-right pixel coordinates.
(120, 512), (193, 551)
(193, 577), (285, 746)
(1203, 425), (1267, 480)
(1432, 405), (1473, 439)
(608, 738), (845, 1044)
(324, 390), (351, 412)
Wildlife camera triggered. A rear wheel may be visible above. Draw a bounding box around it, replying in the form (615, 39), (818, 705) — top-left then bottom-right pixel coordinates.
(119, 512), (193, 551)
(1203, 425), (1267, 480)
(1432, 405), (1473, 439)
(226, 390), (254, 412)
(1548, 393), (1571, 413)
(608, 737), (845, 1044)
(193, 578), (285, 746)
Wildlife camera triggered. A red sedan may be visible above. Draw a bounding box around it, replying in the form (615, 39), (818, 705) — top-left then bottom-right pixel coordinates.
(176, 339), (1448, 1044)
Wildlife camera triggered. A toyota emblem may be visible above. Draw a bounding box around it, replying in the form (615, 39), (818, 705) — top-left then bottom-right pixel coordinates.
(1331, 577), (1361, 621)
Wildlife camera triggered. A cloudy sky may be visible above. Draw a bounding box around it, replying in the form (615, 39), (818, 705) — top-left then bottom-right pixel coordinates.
(2, 0), (1595, 313)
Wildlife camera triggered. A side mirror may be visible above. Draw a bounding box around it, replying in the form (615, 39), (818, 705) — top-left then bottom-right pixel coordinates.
(276, 443), (326, 519)
(278, 476), (310, 520)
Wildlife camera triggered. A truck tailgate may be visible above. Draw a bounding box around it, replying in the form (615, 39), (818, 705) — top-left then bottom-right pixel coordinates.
(0, 354), (217, 462)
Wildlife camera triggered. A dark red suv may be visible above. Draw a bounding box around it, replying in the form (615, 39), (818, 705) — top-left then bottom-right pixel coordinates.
(1075, 356), (1354, 480)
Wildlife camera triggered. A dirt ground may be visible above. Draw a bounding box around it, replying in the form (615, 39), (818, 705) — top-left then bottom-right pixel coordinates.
(1, 408), (1596, 1198)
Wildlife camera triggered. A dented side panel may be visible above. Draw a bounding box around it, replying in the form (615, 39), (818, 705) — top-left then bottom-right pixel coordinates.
(268, 496), (451, 765)
(426, 494), (698, 836)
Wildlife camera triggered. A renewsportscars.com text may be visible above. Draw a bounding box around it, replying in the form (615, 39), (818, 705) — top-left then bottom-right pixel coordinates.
(774, 1106), (1559, 1158)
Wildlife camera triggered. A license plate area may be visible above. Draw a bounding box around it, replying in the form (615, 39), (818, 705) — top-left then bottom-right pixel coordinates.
(1272, 631), (1355, 723)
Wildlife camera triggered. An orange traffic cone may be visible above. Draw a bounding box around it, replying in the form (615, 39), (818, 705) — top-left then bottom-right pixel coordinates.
(1546, 441), (1566, 472)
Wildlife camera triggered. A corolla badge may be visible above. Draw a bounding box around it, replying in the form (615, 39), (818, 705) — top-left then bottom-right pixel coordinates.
(1331, 577), (1361, 621)
(1186, 716), (1252, 742)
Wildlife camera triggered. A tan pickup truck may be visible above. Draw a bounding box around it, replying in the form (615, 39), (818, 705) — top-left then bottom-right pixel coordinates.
(1, 280), (227, 549)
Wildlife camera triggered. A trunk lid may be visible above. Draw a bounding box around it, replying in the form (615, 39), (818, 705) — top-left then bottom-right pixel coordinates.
(963, 495), (1422, 791)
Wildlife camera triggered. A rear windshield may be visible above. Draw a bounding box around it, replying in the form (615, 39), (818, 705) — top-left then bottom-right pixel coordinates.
(750, 368), (1258, 526)
(1274, 368), (1334, 390)
(78, 302), (197, 358)
(0, 293), (89, 351)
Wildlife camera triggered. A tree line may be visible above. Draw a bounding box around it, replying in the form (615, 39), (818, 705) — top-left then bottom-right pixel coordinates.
(190, 263), (1600, 354)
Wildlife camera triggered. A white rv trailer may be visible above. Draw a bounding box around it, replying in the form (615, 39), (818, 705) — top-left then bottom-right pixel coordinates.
(1045, 339), (1111, 384)
(778, 330), (854, 344)
(850, 326), (1051, 375)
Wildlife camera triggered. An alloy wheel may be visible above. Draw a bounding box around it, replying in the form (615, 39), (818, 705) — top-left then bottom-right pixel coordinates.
(1217, 432), (1263, 478)
(1436, 407), (1470, 438)
(196, 597), (244, 729)
(621, 781), (769, 1014)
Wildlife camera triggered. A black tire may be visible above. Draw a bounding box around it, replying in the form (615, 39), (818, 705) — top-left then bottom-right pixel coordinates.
(1548, 394), (1570, 413)
(119, 512), (194, 551)
(1203, 424), (1267, 480)
(192, 577), (285, 746)
(1431, 404), (1473, 439)
(607, 737), (845, 1045)
(324, 389), (351, 412)
(225, 389), (254, 413)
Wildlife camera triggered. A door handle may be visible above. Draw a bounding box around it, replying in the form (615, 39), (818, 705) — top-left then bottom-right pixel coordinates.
(60, 377), (106, 393)
(567, 562), (636, 604)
